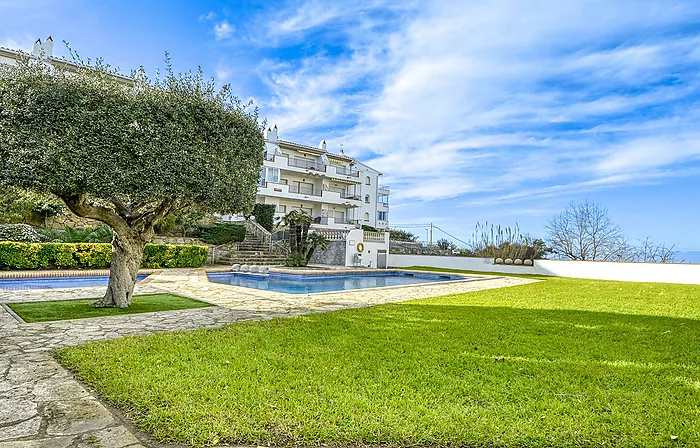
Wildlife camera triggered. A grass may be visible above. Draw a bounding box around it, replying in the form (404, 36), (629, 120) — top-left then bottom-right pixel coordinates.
(9, 294), (212, 323)
(56, 269), (700, 447)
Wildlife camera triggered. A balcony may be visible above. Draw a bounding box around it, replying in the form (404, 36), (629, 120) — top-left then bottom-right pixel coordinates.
(258, 182), (363, 207)
(264, 154), (360, 181)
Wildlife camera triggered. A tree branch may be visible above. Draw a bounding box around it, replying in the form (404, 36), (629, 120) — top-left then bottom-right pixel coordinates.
(60, 194), (131, 235)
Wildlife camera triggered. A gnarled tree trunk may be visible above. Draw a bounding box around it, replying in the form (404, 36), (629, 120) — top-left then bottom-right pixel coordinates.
(93, 231), (147, 308)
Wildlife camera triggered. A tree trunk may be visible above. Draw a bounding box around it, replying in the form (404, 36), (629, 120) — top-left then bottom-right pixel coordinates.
(93, 231), (146, 308)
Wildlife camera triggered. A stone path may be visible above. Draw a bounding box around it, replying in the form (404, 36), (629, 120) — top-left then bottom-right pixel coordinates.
(0, 269), (534, 447)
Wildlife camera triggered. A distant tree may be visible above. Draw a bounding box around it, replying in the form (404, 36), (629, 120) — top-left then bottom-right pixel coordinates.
(634, 237), (680, 263)
(436, 238), (456, 251)
(0, 52), (264, 307)
(390, 229), (418, 242)
(545, 201), (630, 261)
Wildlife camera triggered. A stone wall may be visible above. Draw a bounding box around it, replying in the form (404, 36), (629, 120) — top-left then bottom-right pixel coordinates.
(309, 240), (346, 266)
(45, 213), (101, 229)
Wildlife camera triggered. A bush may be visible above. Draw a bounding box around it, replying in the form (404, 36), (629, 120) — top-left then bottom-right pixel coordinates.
(0, 224), (48, 243)
(196, 223), (245, 245)
(284, 252), (308, 267)
(0, 242), (208, 270)
(251, 203), (276, 232)
(37, 224), (113, 243)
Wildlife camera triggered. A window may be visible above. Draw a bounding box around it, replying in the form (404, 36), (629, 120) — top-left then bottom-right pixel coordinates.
(365, 176), (371, 185)
(364, 194), (371, 203)
(364, 212), (370, 221)
(377, 211), (388, 221)
(260, 167), (280, 185)
(277, 205), (286, 213)
(378, 193), (389, 206)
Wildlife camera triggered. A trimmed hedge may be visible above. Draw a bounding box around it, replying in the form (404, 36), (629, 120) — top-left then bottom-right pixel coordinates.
(0, 242), (208, 270)
(196, 223), (246, 245)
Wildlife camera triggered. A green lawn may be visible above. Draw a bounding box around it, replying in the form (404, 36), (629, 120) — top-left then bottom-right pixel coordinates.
(9, 294), (212, 323)
(57, 270), (700, 447)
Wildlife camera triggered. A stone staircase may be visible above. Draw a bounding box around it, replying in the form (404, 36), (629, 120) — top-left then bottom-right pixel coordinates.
(217, 232), (287, 266)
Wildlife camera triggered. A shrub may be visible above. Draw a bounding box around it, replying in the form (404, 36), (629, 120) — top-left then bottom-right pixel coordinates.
(37, 224), (113, 243)
(0, 242), (208, 270)
(251, 203), (276, 232)
(0, 224), (48, 243)
(196, 223), (245, 245)
(284, 252), (308, 267)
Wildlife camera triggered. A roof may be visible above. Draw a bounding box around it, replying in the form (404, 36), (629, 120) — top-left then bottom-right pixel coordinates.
(275, 139), (356, 162)
(0, 46), (133, 83)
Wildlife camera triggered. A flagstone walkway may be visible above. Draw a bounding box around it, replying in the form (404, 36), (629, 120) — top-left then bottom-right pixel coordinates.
(0, 269), (533, 447)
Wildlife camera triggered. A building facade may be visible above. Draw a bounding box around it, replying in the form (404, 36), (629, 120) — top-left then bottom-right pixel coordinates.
(256, 126), (389, 230)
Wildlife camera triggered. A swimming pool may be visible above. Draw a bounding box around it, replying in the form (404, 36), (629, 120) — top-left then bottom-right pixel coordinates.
(206, 271), (467, 294)
(0, 274), (149, 290)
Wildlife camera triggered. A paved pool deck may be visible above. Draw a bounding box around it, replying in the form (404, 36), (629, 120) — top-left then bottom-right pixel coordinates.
(0, 268), (535, 447)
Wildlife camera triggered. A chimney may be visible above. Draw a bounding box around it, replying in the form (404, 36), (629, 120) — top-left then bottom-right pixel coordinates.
(264, 124), (278, 142)
(319, 140), (327, 151)
(41, 36), (54, 58)
(32, 39), (42, 56)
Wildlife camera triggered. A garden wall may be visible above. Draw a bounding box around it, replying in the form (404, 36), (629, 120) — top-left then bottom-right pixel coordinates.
(388, 255), (700, 285)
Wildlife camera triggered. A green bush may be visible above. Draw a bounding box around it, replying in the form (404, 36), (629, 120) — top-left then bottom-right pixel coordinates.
(0, 242), (208, 270)
(251, 203), (276, 232)
(0, 224), (48, 243)
(284, 252), (308, 267)
(196, 223), (245, 245)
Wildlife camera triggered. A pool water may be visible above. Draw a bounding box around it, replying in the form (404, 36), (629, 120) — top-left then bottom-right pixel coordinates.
(206, 272), (466, 294)
(0, 274), (149, 290)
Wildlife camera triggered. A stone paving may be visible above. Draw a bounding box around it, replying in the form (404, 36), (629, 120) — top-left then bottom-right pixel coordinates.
(0, 268), (534, 447)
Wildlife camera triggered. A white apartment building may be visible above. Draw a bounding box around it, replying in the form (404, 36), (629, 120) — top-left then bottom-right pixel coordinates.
(258, 126), (390, 230)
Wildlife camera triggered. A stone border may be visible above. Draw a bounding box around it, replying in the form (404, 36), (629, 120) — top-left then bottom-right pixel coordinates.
(1, 302), (25, 324)
(0, 268), (160, 279)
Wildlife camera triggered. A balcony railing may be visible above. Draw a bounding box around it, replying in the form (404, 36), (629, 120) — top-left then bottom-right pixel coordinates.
(288, 158), (326, 171)
(288, 184), (322, 196)
(334, 165), (360, 176)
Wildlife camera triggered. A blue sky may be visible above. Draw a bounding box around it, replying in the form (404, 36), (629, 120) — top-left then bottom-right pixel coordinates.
(2, 0), (700, 252)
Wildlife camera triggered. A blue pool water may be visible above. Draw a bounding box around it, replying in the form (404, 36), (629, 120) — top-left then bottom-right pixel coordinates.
(0, 274), (149, 291)
(206, 272), (466, 294)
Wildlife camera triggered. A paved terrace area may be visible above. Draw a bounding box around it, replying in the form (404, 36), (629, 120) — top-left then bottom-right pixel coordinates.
(0, 268), (535, 447)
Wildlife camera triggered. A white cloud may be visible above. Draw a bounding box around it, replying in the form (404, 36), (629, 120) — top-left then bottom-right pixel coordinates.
(213, 20), (234, 40)
(254, 0), (700, 203)
(199, 11), (216, 21)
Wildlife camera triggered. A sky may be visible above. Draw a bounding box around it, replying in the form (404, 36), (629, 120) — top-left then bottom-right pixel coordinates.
(2, 0), (700, 253)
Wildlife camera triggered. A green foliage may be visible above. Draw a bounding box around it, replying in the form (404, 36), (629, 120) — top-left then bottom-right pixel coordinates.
(0, 186), (64, 224)
(303, 232), (329, 261)
(195, 223), (245, 245)
(361, 225), (378, 232)
(284, 252), (308, 267)
(141, 244), (209, 268)
(0, 224), (48, 243)
(0, 52), (264, 217)
(0, 242), (207, 270)
(436, 238), (456, 251)
(389, 229), (418, 242)
(38, 224), (113, 243)
(251, 203), (276, 232)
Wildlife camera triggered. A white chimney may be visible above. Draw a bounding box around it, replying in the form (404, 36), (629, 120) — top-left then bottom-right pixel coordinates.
(264, 124), (278, 142)
(41, 36), (54, 58)
(31, 39), (42, 56)
(319, 140), (327, 150)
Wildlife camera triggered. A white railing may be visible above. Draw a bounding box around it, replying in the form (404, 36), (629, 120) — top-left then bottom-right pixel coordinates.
(244, 219), (273, 252)
(363, 230), (386, 243)
(312, 229), (350, 241)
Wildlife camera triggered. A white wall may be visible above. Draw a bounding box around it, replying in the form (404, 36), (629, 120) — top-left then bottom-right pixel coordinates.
(389, 255), (700, 285)
(346, 229), (389, 268)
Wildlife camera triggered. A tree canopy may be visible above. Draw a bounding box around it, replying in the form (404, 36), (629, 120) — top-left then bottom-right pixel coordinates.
(0, 52), (265, 307)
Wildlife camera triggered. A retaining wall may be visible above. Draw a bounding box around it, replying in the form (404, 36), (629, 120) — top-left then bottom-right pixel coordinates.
(388, 255), (700, 285)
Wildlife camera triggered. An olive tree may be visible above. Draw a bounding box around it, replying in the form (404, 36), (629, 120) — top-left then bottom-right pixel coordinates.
(0, 54), (264, 307)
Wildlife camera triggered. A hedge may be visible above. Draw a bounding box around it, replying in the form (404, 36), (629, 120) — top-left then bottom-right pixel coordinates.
(0, 242), (208, 270)
(196, 223), (246, 245)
